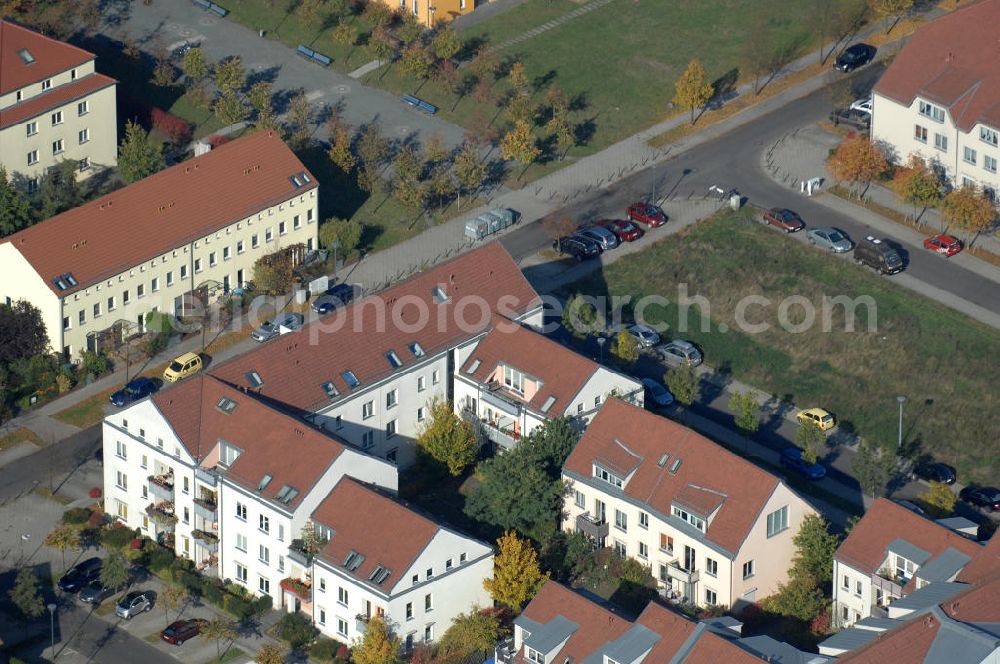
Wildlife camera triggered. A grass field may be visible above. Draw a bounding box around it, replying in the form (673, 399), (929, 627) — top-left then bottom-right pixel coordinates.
(52, 388), (116, 428)
(562, 214), (1000, 484)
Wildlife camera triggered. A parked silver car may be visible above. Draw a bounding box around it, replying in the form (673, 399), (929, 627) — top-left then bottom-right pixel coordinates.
(627, 324), (660, 348)
(658, 340), (703, 367)
(577, 226), (619, 251)
(641, 378), (674, 407)
(116, 590), (154, 619)
(807, 226), (853, 253)
(250, 312), (304, 342)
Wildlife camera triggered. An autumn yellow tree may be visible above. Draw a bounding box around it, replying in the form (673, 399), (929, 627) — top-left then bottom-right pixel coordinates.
(44, 525), (80, 572)
(674, 58), (714, 125)
(416, 398), (478, 476)
(611, 329), (639, 366)
(942, 185), (995, 244)
(484, 531), (549, 610)
(899, 155), (941, 222)
(827, 136), (888, 197)
(919, 481), (957, 518)
(869, 0), (914, 33)
(328, 126), (357, 174)
(352, 614), (403, 664)
(500, 120), (541, 180)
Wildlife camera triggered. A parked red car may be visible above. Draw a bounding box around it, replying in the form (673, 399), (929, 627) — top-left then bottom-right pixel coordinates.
(161, 619), (207, 645)
(762, 208), (805, 232)
(626, 203), (667, 227)
(596, 218), (643, 242)
(923, 234), (962, 257)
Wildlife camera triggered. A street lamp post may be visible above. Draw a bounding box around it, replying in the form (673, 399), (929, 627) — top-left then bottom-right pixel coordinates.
(47, 602), (56, 656)
(332, 240), (341, 281)
(597, 337), (606, 365)
(896, 395), (907, 450)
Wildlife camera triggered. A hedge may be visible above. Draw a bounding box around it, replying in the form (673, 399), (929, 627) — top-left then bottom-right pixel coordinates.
(310, 638), (348, 663)
(62, 507), (92, 525)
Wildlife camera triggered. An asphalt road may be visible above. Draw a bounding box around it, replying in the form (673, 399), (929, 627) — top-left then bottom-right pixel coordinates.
(0, 425), (101, 502)
(500, 67), (1000, 318)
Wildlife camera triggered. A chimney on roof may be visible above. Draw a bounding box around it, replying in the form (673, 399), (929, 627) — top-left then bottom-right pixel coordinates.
(951, 601), (960, 615)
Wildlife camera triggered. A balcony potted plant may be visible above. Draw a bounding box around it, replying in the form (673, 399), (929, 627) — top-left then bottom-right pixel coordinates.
(279, 577), (311, 601)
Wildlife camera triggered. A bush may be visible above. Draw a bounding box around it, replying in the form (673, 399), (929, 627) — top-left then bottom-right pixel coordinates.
(80, 351), (111, 377)
(151, 108), (193, 144)
(144, 544), (176, 573)
(87, 510), (105, 528)
(253, 594), (273, 615)
(310, 637), (346, 662)
(223, 593), (251, 619)
(275, 611), (318, 648)
(202, 580), (224, 606)
(62, 507), (91, 525)
(101, 525), (138, 550)
(177, 570), (203, 597)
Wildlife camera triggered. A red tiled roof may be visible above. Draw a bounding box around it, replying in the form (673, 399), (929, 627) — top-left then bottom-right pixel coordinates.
(152, 374), (347, 509)
(839, 612), (943, 664)
(873, 0), (1000, 132)
(311, 478), (441, 590)
(957, 531), (1000, 582)
(635, 602), (759, 664)
(563, 399), (783, 553)
(0, 71), (115, 129)
(1, 130), (315, 296)
(210, 243), (540, 410)
(0, 20), (95, 93)
(834, 498), (981, 574)
(941, 570), (1000, 622)
(460, 317), (601, 413)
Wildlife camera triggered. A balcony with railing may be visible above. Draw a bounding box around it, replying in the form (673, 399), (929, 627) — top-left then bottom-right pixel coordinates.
(148, 473), (175, 500)
(664, 560), (700, 585)
(146, 502), (177, 531)
(280, 577), (312, 602)
(288, 539), (314, 567)
(195, 466), (219, 487)
(576, 513), (609, 540)
(871, 570), (905, 601)
(192, 529), (219, 553)
(193, 497), (217, 522)
(495, 637), (515, 664)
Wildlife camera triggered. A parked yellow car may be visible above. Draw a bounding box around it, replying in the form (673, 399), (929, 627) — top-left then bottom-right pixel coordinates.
(797, 408), (836, 431)
(163, 352), (203, 383)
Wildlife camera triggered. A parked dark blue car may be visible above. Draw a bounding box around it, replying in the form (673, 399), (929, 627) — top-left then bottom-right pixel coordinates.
(779, 447), (827, 480)
(109, 377), (158, 407)
(312, 283), (356, 315)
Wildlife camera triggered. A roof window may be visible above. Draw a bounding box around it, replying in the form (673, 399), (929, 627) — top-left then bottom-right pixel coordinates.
(432, 286), (448, 303)
(257, 474), (273, 492)
(322, 381), (339, 398)
(342, 371), (360, 389)
(246, 371), (263, 388)
(409, 342), (425, 357)
(17, 49), (35, 64)
(216, 397), (238, 414)
(540, 396), (557, 413)
(386, 351), (403, 369)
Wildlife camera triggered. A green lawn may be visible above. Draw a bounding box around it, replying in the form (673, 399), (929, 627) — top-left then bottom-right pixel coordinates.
(52, 388), (116, 428)
(562, 214), (1000, 484)
(0, 427), (45, 452)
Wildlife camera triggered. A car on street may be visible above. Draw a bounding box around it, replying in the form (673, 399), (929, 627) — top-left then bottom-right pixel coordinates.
(807, 226), (853, 253)
(58, 558), (103, 593)
(627, 324), (660, 347)
(924, 234), (963, 257)
(162, 618), (208, 645)
(162, 352), (203, 383)
(657, 340), (703, 367)
(251, 312), (304, 342)
(913, 462), (957, 485)
(116, 590), (155, 619)
(779, 447), (827, 480)
(835, 43), (876, 72)
(828, 108), (872, 131)
(597, 219), (642, 242)
(797, 407), (836, 431)
(641, 378), (674, 407)
(855, 235), (904, 274)
(553, 235), (600, 262)
(959, 486), (1000, 511)
(79, 581), (117, 605)
(849, 97), (873, 114)
(109, 376), (158, 407)
(312, 283), (355, 315)
(577, 226), (619, 251)
(626, 202), (667, 227)
(762, 208), (805, 232)
(171, 41), (194, 59)
(895, 500), (926, 515)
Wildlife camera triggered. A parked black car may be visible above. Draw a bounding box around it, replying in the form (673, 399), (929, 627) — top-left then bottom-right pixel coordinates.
(960, 486), (1000, 511)
(58, 557), (103, 592)
(79, 581), (116, 605)
(914, 462), (957, 485)
(553, 235), (600, 262)
(835, 43), (876, 72)
(312, 283), (356, 315)
(109, 376), (158, 407)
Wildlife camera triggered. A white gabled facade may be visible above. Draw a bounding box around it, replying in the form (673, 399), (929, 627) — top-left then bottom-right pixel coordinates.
(311, 529), (493, 648)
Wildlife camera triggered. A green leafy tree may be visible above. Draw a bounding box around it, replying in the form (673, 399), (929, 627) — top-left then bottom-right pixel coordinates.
(796, 419), (826, 464)
(253, 254), (293, 295)
(351, 614), (402, 664)
(853, 439), (895, 498)
(791, 514), (840, 586)
(453, 141), (485, 207)
(286, 90), (313, 150)
(100, 551), (130, 590)
(318, 217), (363, 255)
(730, 391), (759, 438)
(561, 293), (598, 337)
(334, 20), (359, 46)
(665, 364), (698, 407)
(900, 156), (941, 222)
(673, 58), (714, 124)
(44, 524), (80, 572)
(296, 0), (325, 28)
(254, 642), (288, 664)
(0, 166), (35, 236)
(499, 120), (541, 175)
(417, 399), (478, 476)
(366, 26), (397, 62)
(118, 120), (164, 184)
(151, 56), (175, 87)
(483, 531), (549, 610)
(431, 25), (463, 60)
(182, 47), (208, 81)
(438, 607), (502, 657)
(214, 89), (249, 126)
(357, 123), (391, 175)
(202, 617), (238, 662)
(919, 481), (957, 518)
(611, 329), (639, 366)
(8, 567), (44, 627)
(248, 81), (277, 131)
(400, 43), (433, 80)
(760, 576), (826, 621)
(36, 159), (82, 219)
(214, 57), (246, 94)
(0, 301), (48, 365)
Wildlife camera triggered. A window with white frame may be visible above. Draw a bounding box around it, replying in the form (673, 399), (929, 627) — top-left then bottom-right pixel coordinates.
(638, 542), (648, 559)
(705, 589), (718, 605)
(981, 126), (998, 146)
(79, 128), (89, 144)
(338, 586), (348, 606)
(766, 506), (788, 537)
(914, 125), (928, 143)
(259, 544), (269, 565)
(934, 133), (948, 151)
(259, 514), (270, 534)
(526, 648), (545, 664)
(115, 471), (127, 490)
(672, 505), (706, 532)
(51, 111), (63, 125)
(742, 560), (755, 579)
(386, 420), (397, 437)
(26, 121), (37, 136)
(27, 150), (37, 165)
(639, 512), (649, 529)
(78, 100), (89, 116)
(574, 490), (585, 507)
(236, 534), (247, 552)
(614, 509), (627, 531)
(964, 146), (977, 165)
(52, 139), (64, 154)
(235, 563), (247, 583)
(918, 100), (945, 122)
(985, 155), (998, 173)
(115, 440), (127, 459)
(236, 502), (247, 521)
(386, 389), (398, 408)
(503, 365), (525, 393)
(338, 618), (348, 637)
(417, 375), (426, 391)
(706, 558), (718, 577)
(258, 576), (270, 594)
(593, 465), (623, 488)
(432, 369), (440, 384)
(424, 593), (433, 610)
(417, 407), (426, 422)
(362, 401), (374, 419)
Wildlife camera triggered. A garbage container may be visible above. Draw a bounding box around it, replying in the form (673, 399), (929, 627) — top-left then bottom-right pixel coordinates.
(729, 193), (741, 211)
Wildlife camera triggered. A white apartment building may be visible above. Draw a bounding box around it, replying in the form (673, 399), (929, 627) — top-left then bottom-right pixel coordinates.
(209, 243), (544, 469)
(306, 478), (493, 648)
(871, 0), (1000, 195)
(561, 398), (816, 611)
(0, 19), (117, 188)
(102, 374), (398, 607)
(830, 498), (981, 630)
(0, 130), (318, 359)
(454, 317), (644, 449)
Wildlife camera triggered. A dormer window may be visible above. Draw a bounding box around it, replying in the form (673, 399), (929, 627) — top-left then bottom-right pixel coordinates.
(895, 555), (916, 581)
(593, 465), (623, 489)
(503, 366), (524, 393)
(526, 648), (545, 664)
(918, 100), (945, 123)
(671, 505), (706, 532)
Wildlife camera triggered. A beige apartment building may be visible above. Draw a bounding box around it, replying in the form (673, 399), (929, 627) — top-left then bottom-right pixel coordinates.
(871, 0), (1000, 196)
(0, 19), (118, 190)
(0, 130), (319, 359)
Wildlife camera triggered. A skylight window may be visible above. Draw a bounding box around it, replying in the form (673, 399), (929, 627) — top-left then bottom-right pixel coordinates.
(343, 550), (365, 571)
(17, 49), (35, 64)
(369, 565), (386, 581)
(466, 359), (481, 374)
(669, 458), (682, 474)
(657, 453), (670, 468)
(322, 381), (339, 398)
(257, 474), (273, 492)
(300, 171), (311, 183)
(275, 485), (290, 502)
(342, 371), (360, 389)
(409, 342), (425, 357)
(540, 396), (557, 413)
(432, 286), (449, 303)
(282, 488), (299, 504)
(217, 397), (238, 414)
(246, 371), (263, 388)
(386, 351), (403, 369)
(290, 175), (302, 187)
(369, 566), (391, 585)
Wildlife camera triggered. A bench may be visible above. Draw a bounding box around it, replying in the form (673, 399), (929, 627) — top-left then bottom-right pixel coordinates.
(401, 95), (437, 115)
(192, 0), (211, 8)
(209, 3), (229, 17)
(296, 45), (332, 66)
